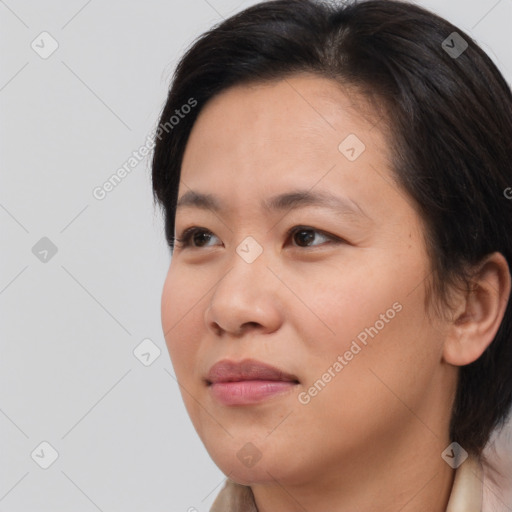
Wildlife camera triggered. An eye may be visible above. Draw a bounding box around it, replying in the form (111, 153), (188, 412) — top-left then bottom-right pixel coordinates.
(173, 227), (220, 249)
(173, 225), (344, 250)
(287, 226), (337, 248)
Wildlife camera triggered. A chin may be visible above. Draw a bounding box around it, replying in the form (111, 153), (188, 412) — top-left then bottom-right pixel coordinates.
(199, 432), (267, 478)
(216, 459), (283, 487)
(226, 468), (268, 486)
(203, 433), (304, 487)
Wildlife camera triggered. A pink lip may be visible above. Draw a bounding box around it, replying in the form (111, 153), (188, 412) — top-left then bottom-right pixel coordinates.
(206, 359), (299, 406)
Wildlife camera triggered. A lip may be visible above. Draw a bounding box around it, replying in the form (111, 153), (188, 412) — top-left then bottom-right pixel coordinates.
(206, 358), (299, 406)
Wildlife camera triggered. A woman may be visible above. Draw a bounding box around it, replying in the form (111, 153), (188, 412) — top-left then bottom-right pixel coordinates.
(151, 1), (512, 510)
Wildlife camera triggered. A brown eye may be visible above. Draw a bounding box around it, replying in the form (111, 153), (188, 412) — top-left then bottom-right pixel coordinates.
(288, 226), (338, 248)
(174, 228), (219, 248)
(191, 230), (213, 247)
(292, 228), (317, 247)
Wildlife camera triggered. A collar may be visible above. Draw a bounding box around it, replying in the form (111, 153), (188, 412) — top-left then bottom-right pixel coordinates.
(210, 455), (483, 512)
(446, 454), (483, 511)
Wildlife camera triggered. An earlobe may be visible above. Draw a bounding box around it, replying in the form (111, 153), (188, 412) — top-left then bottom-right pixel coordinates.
(442, 252), (511, 367)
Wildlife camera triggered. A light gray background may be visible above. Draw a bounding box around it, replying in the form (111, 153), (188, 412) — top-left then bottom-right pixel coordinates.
(1, 1), (511, 511)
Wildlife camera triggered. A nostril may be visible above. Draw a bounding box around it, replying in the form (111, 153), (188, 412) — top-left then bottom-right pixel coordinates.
(211, 322), (223, 336)
(236, 322), (264, 336)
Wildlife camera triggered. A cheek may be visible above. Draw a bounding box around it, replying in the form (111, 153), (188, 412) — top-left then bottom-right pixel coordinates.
(292, 307), (438, 459)
(287, 259), (404, 352)
(293, 250), (434, 388)
(161, 265), (204, 377)
(304, 292), (438, 422)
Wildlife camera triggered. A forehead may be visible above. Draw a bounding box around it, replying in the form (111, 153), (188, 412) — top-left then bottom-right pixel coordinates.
(178, 74), (397, 220)
(182, 74), (387, 175)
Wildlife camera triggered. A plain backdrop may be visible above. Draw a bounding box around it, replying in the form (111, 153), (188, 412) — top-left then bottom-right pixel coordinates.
(1, 1), (511, 511)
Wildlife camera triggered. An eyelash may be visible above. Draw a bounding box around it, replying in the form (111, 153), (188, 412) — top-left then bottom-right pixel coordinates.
(172, 226), (345, 250)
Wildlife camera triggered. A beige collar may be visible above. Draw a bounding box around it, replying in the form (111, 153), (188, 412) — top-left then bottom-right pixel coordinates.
(210, 455), (483, 512)
(446, 454), (483, 511)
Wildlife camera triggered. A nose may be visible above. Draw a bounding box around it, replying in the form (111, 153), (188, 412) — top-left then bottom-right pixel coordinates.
(204, 248), (283, 337)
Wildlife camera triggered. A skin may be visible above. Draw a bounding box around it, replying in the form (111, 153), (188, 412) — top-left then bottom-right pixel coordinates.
(160, 73), (510, 512)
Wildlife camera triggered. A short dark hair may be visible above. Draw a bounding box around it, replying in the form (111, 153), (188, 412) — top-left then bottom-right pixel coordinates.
(151, 0), (512, 456)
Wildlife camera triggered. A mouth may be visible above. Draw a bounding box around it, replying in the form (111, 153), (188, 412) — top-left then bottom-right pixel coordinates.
(205, 358), (300, 406)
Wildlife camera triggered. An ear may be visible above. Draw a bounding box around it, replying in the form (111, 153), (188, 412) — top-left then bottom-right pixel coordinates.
(442, 252), (511, 366)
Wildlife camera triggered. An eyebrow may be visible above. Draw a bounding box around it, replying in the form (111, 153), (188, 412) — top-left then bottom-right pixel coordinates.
(176, 189), (371, 220)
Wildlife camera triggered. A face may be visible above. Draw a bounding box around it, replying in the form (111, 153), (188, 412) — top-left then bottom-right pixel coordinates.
(161, 74), (455, 487)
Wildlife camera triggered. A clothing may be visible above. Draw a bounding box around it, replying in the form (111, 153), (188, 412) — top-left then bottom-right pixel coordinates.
(210, 454), (483, 512)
